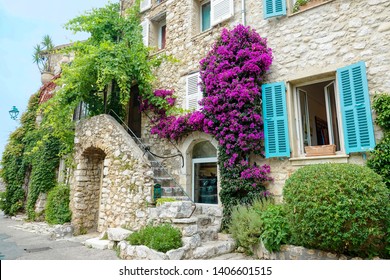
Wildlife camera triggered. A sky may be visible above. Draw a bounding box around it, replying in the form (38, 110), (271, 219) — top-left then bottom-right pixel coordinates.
(0, 0), (114, 161)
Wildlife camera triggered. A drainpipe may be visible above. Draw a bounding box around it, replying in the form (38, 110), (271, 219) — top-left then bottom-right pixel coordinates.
(241, 0), (246, 26)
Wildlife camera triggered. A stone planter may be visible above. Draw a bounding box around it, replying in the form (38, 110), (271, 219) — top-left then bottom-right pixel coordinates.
(41, 72), (54, 84)
(305, 144), (336, 157)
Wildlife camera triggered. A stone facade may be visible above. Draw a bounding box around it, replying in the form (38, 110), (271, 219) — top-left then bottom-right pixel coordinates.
(119, 0), (390, 202)
(71, 114), (154, 234)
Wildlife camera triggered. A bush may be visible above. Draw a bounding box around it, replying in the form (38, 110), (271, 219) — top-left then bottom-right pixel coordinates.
(284, 163), (389, 258)
(127, 224), (182, 253)
(229, 201), (264, 254)
(155, 197), (176, 206)
(260, 204), (290, 252)
(45, 184), (72, 225)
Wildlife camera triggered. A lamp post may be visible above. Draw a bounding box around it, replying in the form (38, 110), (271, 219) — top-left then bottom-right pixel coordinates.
(9, 106), (19, 120)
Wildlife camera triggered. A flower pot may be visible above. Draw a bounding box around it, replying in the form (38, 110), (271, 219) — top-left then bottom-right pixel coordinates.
(305, 144), (336, 157)
(41, 72), (54, 84)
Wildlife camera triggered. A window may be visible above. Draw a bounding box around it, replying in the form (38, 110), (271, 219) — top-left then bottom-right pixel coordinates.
(201, 1), (211, 32)
(73, 101), (88, 121)
(192, 0), (233, 35)
(263, 0), (333, 19)
(262, 62), (375, 158)
(141, 14), (167, 50)
(295, 80), (341, 155)
(186, 72), (203, 110)
(158, 22), (166, 50)
(192, 141), (218, 204)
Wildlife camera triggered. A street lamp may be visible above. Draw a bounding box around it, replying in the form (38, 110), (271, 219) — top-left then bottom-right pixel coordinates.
(9, 106), (19, 120)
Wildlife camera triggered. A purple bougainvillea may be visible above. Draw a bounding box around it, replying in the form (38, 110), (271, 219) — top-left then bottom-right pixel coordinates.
(142, 25), (274, 204)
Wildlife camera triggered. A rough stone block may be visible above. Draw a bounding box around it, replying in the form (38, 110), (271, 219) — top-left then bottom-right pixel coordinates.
(182, 234), (201, 250)
(107, 227), (132, 241)
(182, 224), (198, 237)
(167, 248), (185, 260)
(84, 237), (110, 250)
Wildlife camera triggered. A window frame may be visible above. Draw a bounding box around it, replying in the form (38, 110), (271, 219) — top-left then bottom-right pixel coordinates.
(191, 157), (218, 205)
(158, 21), (167, 50)
(292, 77), (346, 157)
(200, 1), (211, 33)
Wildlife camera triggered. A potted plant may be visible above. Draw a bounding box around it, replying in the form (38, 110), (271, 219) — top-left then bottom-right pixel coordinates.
(33, 35), (55, 84)
(293, 0), (327, 13)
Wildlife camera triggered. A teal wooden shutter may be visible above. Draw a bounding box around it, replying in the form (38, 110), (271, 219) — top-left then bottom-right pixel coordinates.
(337, 61), (375, 153)
(262, 82), (290, 158)
(263, 0), (286, 19)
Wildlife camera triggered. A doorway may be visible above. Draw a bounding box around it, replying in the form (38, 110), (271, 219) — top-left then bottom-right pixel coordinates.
(127, 85), (142, 138)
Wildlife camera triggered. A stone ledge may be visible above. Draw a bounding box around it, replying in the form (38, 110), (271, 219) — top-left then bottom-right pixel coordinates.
(253, 241), (373, 260)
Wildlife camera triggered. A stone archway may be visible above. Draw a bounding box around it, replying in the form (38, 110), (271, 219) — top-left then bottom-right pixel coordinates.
(70, 114), (154, 234)
(72, 147), (106, 233)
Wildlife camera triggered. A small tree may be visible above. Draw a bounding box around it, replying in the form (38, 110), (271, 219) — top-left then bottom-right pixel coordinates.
(33, 35), (54, 74)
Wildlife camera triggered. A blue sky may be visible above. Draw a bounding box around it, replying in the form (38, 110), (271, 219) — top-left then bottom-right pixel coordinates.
(0, 0), (113, 161)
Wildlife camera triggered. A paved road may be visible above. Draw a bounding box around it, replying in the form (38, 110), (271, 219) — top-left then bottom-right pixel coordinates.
(0, 212), (118, 260)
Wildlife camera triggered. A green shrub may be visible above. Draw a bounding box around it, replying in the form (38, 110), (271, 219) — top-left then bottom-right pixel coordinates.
(45, 184), (72, 225)
(127, 224), (182, 253)
(284, 163), (389, 258)
(260, 204), (290, 252)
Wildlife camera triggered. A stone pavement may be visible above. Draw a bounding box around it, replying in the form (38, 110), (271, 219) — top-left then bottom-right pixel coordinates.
(0, 211), (253, 260)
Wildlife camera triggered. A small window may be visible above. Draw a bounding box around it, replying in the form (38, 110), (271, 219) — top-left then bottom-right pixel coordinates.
(158, 23), (166, 50)
(73, 101), (88, 121)
(201, 2), (211, 32)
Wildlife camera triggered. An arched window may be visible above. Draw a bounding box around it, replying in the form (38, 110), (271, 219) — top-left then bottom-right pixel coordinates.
(192, 141), (218, 204)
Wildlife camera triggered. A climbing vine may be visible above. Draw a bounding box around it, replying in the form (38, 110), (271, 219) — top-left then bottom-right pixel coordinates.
(0, 94), (40, 215)
(142, 25), (274, 225)
(42, 1), (169, 156)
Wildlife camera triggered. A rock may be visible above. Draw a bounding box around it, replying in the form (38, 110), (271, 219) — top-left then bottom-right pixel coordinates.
(167, 248), (185, 260)
(182, 225), (198, 237)
(182, 234), (202, 249)
(107, 227), (132, 241)
(84, 237), (111, 250)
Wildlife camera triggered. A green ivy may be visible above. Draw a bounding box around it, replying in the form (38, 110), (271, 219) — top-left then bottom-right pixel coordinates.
(41, 1), (168, 156)
(368, 93), (390, 189)
(45, 184), (72, 225)
(0, 94), (40, 215)
(26, 133), (62, 220)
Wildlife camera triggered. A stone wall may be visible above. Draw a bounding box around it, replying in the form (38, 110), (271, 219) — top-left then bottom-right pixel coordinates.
(120, 0), (390, 201)
(71, 114), (154, 234)
(253, 241), (374, 260)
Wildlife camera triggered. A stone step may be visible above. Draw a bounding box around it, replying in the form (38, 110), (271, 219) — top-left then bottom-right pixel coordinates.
(84, 237), (114, 250)
(160, 196), (191, 201)
(199, 225), (220, 242)
(192, 239), (236, 259)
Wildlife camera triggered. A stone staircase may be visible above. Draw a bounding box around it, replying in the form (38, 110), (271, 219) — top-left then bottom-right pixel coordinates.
(140, 137), (191, 202)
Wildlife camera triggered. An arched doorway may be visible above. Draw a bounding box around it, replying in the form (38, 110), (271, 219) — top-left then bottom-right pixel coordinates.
(73, 147), (106, 233)
(192, 141), (218, 204)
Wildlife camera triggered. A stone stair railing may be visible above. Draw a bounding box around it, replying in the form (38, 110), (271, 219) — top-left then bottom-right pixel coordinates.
(108, 110), (192, 203)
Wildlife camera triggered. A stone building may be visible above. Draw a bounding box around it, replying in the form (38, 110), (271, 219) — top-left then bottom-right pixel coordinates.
(117, 0), (389, 202)
(67, 0), (390, 234)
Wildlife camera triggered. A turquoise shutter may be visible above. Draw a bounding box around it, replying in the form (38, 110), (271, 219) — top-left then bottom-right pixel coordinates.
(337, 61), (375, 153)
(263, 0), (286, 19)
(262, 82), (290, 158)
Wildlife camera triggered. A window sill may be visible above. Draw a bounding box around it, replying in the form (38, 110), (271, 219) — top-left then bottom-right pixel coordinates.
(150, 48), (166, 57)
(288, 0), (335, 17)
(191, 29), (213, 42)
(289, 154), (349, 166)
